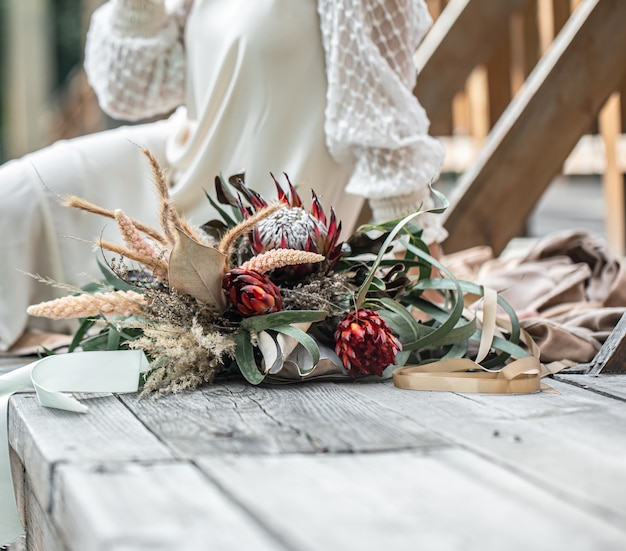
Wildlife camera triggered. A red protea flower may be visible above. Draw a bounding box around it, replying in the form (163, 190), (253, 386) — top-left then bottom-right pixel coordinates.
(334, 309), (402, 378)
(223, 268), (283, 316)
(220, 174), (343, 276)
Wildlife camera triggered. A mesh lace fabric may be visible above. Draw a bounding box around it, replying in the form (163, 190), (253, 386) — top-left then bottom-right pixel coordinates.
(318, 0), (446, 240)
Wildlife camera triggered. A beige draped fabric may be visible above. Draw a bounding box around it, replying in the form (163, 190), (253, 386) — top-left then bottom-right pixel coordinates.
(443, 231), (626, 363)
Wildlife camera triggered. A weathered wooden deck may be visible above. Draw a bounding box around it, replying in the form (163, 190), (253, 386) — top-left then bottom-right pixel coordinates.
(3, 355), (626, 551)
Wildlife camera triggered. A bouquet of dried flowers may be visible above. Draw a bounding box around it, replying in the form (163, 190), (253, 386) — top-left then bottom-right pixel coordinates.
(27, 150), (533, 395)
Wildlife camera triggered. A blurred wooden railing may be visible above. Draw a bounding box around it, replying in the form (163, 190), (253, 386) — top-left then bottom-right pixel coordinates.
(421, 0), (626, 255)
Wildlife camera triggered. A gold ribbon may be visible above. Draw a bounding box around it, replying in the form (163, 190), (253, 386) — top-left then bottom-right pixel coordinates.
(394, 287), (545, 394)
(393, 356), (542, 394)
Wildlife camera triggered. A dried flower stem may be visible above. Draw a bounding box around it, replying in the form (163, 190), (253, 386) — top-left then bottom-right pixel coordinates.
(115, 210), (168, 280)
(21, 271), (86, 295)
(240, 249), (324, 274)
(63, 195), (166, 245)
(27, 290), (146, 320)
(96, 238), (169, 274)
(218, 203), (283, 258)
(141, 148), (204, 246)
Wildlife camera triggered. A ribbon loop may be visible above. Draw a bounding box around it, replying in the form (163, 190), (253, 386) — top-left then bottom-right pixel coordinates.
(393, 357), (542, 395)
(0, 350), (147, 546)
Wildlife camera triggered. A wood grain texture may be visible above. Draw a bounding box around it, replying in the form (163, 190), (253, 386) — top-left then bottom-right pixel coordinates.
(198, 448), (626, 551)
(8, 372), (626, 550)
(486, 33), (512, 127)
(556, 374), (626, 401)
(22, 476), (65, 551)
(8, 393), (172, 515)
(600, 92), (625, 256)
(347, 380), (626, 525)
(414, 0), (529, 134)
(442, 0), (626, 254)
(119, 382), (446, 457)
(52, 462), (283, 551)
(586, 311), (626, 374)
(7, 449), (63, 551)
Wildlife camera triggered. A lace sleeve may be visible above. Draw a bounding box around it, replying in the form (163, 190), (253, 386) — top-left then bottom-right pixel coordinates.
(318, 0), (446, 242)
(84, 0), (188, 121)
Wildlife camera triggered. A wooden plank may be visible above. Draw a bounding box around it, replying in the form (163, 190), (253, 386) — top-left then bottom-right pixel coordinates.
(586, 311), (626, 375)
(556, 375), (626, 401)
(8, 448), (26, 551)
(552, 0), (572, 35)
(621, 77), (626, 132)
(538, 0), (556, 54)
(522, 0), (541, 73)
(414, 0), (530, 135)
(442, 0), (626, 254)
(8, 393), (173, 515)
(347, 380), (626, 524)
(486, 33), (512, 127)
(119, 382), (446, 456)
(198, 448), (626, 551)
(22, 473), (64, 551)
(466, 66), (490, 140)
(439, 133), (626, 174)
(600, 92), (625, 256)
(509, 12), (527, 94)
(52, 462), (283, 551)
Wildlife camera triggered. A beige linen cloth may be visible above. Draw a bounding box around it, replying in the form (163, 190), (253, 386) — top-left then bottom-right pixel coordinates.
(443, 230), (626, 363)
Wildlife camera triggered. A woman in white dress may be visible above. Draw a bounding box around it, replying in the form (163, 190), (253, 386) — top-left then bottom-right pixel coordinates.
(0, 0), (445, 351)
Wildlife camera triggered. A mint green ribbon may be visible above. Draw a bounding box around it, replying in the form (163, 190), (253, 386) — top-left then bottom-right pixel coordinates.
(0, 350), (148, 546)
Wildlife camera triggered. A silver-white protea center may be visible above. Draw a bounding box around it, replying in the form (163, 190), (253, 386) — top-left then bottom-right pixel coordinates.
(256, 206), (325, 250)
(222, 173), (343, 276)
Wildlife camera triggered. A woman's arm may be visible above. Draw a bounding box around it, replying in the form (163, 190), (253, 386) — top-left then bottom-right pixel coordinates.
(318, 0), (447, 243)
(84, 0), (187, 121)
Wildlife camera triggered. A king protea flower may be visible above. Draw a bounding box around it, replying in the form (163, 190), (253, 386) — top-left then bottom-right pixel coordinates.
(220, 174), (343, 276)
(223, 268), (283, 316)
(334, 309), (402, 377)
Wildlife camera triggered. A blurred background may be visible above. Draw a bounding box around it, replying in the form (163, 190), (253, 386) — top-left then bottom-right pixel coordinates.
(0, 0), (106, 163)
(0, 0), (624, 251)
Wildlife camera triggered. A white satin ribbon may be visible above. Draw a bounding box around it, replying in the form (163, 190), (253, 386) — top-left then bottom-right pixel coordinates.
(0, 350), (148, 546)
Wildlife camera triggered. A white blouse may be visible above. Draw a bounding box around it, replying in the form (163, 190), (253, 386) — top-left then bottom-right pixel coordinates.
(84, 0), (446, 242)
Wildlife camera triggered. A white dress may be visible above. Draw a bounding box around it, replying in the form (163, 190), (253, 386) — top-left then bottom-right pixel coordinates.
(165, 0), (351, 223)
(0, 0), (444, 351)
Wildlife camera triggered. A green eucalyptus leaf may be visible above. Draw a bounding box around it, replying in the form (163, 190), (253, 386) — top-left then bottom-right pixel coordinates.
(355, 212), (425, 307)
(429, 185), (449, 214)
(80, 282), (107, 293)
(413, 278), (523, 355)
(204, 188), (238, 227)
(442, 341), (469, 359)
(402, 317), (477, 350)
(68, 317), (98, 352)
(343, 231), (390, 257)
(369, 276), (386, 291)
(107, 326), (121, 351)
(402, 243), (466, 346)
(97, 260), (137, 292)
(488, 336), (530, 360)
(80, 333), (109, 351)
(234, 331), (266, 385)
(376, 310), (419, 344)
(241, 310), (327, 332)
(38, 347), (56, 357)
(370, 297), (420, 342)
